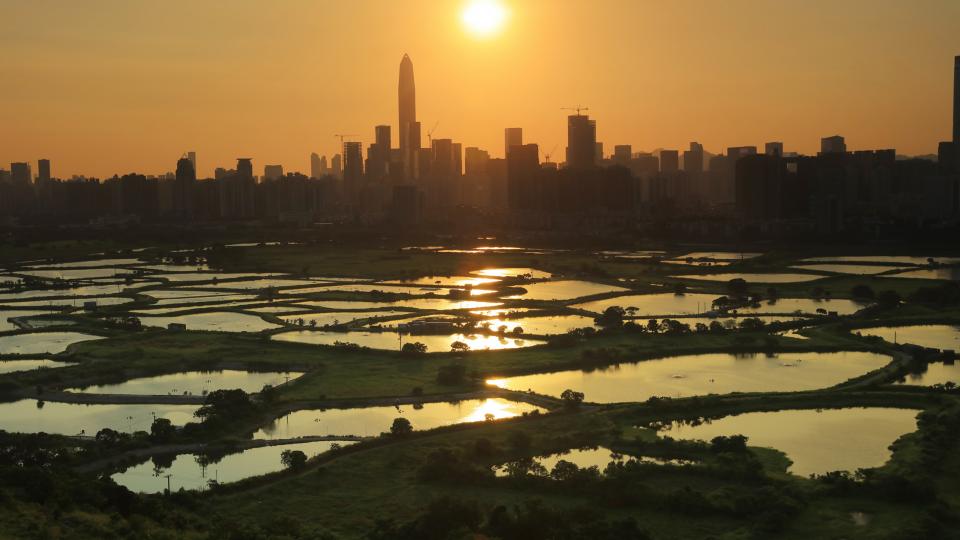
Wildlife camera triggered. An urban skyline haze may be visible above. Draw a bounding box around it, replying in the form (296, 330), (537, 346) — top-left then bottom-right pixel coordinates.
(1, 0), (959, 178)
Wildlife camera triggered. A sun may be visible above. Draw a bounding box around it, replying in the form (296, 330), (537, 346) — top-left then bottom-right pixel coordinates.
(462, 0), (508, 37)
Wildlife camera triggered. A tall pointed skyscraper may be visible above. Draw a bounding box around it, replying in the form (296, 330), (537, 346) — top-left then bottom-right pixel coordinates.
(398, 54), (417, 179)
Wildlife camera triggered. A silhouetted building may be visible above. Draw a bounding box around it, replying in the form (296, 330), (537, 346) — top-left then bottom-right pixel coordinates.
(736, 154), (785, 219)
(765, 142), (784, 157)
(331, 154), (343, 179)
(613, 145), (632, 165)
(37, 159), (51, 184)
(220, 158), (256, 218)
(566, 114), (596, 169)
(343, 142), (364, 187)
(310, 152), (323, 179)
(660, 150), (679, 173)
(187, 152), (197, 176)
(399, 54), (417, 179)
(507, 143), (540, 211)
(367, 125), (392, 180)
(821, 135), (846, 154)
(683, 142), (704, 174)
(173, 156), (195, 218)
(10, 163), (31, 186)
(505, 128), (523, 158)
(264, 165), (284, 181)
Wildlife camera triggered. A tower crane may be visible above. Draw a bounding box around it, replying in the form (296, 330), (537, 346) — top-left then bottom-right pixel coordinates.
(426, 121), (440, 146)
(542, 144), (558, 162)
(561, 106), (590, 116)
(333, 133), (359, 156)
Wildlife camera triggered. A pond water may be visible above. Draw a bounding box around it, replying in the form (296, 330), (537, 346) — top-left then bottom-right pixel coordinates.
(111, 440), (350, 494)
(1, 309), (62, 332)
(493, 446), (693, 476)
(312, 283), (447, 295)
(254, 398), (541, 439)
(0, 400), (199, 435)
(158, 273), (271, 283)
(888, 268), (960, 281)
(282, 311), (409, 327)
(658, 407), (920, 476)
(296, 299), (500, 311)
(675, 252), (763, 261)
(572, 293), (719, 317)
(0, 332), (104, 355)
(486, 351), (891, 403)
(507, 280), (629, 301)
(662, 259), (732, 267)
(801, 256), (960, 265)
(27, 258), (143, 269)
(68, 370), (302, 396)
(856, 325), (960, 351)
(190, 278), (316, 290)
(0, 358), (73, 374)
(138, 264), (212, 272)
(398, 276), (500, 287)
(139, 312), (280, 333)
(791, 264), (910, 275)
(244, 305), (311, 314)
(897, 362), (960, 387)
(272, 330), (543, 352)
(471, 268), (553, 279)
(0, 284), (130, 303)
(671, 273), (827, 283)
(19, 268), (123, 280)
(739, 298), (869, 316)
(479, 315), (598, 335)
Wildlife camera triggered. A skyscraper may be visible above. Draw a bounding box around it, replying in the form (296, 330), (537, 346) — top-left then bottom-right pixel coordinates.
(660, 150), (679, 173)
(37, 159), (51, 184)
(954, 55), (959, 143)
(398, 54), (417, 179)
(566, 114), (597, 169)
(765, 142), (784, 157)
(683, 142), (704, 174)
(820, 136), (846, 155)
(343, 142), (364, 185)
(173, 156), (195, 218)
(310, 152), (323, 179)
(504, 128), (523, 158)
(264, 165), (284, 180)
(10, 163), (31, 186)
(187, 152), (197, 176)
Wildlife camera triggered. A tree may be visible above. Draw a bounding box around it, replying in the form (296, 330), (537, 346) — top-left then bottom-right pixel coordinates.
(390, 417), (413, 436)
(150, 418), (176, 442)
(596, 306), (625, 327)
(402, 342), (428, 355)
(280, 449), (308, 470)
(95, 428), (122, 445)
(646, 319), (659, 333)
(727, 278), (748, 296)
(450, 341), (470, 353)
(560, 389), (585, 409)
(851, 284), (875, 300)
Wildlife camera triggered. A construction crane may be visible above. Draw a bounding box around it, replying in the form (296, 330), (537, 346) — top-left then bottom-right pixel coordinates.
(542, 144), (558, 163)
(333, 133), (359, 157)
(561, 106), (590, 116)
(426, 121), (440, 146)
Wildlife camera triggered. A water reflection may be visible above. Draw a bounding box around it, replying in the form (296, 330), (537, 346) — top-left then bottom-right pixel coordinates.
(111, 440), (350, 493)
(138, 312), (280, 333)
(0, 358), (72, 374)
(671, 273), (827, 283)
(487, 351), (891, 403)
(254, 399), (540, 439)
(658, 407), (919, 476)
(0, 331), (103, 355)
(67, 370), (301, 396)
(0, 400), (198, 435)
(272, 330), (542, 352)
(507, 280), (629, 301)
(857, 325), (960, 351)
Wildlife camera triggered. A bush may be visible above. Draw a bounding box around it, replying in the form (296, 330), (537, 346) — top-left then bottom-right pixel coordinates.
(280, 449), (307, 470)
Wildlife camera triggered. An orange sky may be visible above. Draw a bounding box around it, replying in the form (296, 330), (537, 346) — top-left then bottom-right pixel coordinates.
(1, 0), (958, 178)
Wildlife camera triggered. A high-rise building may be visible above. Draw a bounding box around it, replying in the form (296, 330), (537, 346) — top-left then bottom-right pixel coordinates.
(954, 55), (959, 143)
(613, 145), (632, 165)
(367, 125), (392, 179)
(765, 142), (784, 157)
(10, 163), (31, 186)
(660, 150), (679, 173)
(187, 152), (197, 176)
(566, 114), (597, 169)
(683, 142), (704, 174)
(173, 156), (196, 217)
(37, 159), (51, 184)
(343, 142), (364, 185)
(821, 136), (846, 155)
(507, 143), (540, 211)
(331, 154), (343, 178)
(505, 128), (523, 158)
(310, 152), (323, 179)
(264, 165), (284, 180)
(398, 54), (417, 179)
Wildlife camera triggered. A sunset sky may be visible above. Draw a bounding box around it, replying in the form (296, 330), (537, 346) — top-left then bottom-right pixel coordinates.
(1, 0), (959, 178)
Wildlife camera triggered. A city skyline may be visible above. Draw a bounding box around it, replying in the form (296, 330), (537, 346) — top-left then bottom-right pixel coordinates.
(1, 0), (959, 178)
